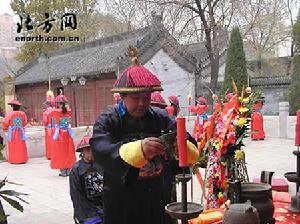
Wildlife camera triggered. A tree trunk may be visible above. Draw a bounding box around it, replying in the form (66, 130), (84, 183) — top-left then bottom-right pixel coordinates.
(207, 56), (220, 109)
(195, 71), (199, 98)
(210, 57), (220, 94)
(286, 39), (294, 75)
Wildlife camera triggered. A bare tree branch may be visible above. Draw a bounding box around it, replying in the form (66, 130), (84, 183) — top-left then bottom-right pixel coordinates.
(212, 0), (221, 9)
(145, 0), (200, 14)
(177, 14), (201, 39)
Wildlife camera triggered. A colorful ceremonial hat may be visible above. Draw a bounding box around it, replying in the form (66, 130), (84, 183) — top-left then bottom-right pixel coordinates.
(168, 95), (179, 106)
(8, 99), (22, 106)
(196, 96), (207, 105)
(151, 91), (167, 108)
(46, 90), (55, 106)
(76, 135), (91, 152)
(111, 46), (163, 93)
(55, 90), (68, 103)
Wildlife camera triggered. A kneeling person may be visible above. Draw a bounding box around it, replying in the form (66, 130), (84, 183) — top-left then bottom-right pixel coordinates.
(69, 135), (103, 224)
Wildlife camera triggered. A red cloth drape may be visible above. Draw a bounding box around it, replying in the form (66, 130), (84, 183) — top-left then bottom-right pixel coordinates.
(274, 201), (300, 223)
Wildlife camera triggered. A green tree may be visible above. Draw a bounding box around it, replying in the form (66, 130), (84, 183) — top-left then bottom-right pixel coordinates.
(222, 27), (248, 94)
(288, 10), (300, 115)
(11, 0), (127, 63)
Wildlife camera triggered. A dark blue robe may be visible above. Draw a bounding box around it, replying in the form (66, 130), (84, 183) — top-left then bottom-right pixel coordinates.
(90, 103), (196, 224)
(69, 160), (103, 223)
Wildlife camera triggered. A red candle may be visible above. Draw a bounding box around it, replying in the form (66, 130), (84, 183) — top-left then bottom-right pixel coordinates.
(296, 124), (300, 147)
(296, 110), (300, 147)
(177, 116), (188, 167)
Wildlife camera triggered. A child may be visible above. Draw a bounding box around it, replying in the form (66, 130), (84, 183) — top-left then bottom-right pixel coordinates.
(69, 135), (103, 224)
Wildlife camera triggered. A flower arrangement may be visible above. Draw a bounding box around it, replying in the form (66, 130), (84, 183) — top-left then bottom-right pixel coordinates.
(194, 81), (261, 209)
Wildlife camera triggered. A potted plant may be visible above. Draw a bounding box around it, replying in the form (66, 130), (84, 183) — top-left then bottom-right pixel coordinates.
(0, 178), (28, 223)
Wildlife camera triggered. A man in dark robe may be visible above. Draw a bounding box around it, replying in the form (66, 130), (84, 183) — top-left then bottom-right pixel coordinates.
(90, 46), (199, 224)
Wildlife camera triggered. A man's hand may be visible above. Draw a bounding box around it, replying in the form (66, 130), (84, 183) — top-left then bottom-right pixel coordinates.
(141, 137), (166, 160)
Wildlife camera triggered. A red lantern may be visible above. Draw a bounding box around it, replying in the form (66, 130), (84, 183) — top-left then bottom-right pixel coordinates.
(176, 116), (188, 167)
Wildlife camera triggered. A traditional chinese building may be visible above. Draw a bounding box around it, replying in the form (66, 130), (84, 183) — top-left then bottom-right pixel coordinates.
(15, 15), (204, 126)
(14, 14), (290, 126)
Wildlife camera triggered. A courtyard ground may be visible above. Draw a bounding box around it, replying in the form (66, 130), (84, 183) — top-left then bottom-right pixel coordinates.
(0, 137), (296, 224)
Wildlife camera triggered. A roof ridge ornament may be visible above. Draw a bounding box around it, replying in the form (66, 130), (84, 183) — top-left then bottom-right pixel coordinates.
(128, 45), (139, 66)
(111, 45), (163, 93)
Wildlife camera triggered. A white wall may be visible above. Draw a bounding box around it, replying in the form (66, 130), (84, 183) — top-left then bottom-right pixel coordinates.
(0, 123), (89, 159)
(0, 116), (296, 160)
(186, 115), (297, 139)
(264, 116), (296, 139)
(145, 49), (195, 115)
(218, 63), (226, 82)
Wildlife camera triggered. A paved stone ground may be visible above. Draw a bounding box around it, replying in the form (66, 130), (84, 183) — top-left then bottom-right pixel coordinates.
(0, 137), (297, 224)
(1, 158), (74, 224)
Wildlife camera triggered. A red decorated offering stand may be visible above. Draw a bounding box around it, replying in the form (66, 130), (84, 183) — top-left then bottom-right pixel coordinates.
(165, 116), (203, 224)
(295, 110), (300, 147)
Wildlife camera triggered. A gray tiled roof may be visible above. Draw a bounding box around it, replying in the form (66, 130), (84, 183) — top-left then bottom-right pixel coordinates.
(0, 58), (22, 78)
(186, 42), (208, 59)
(185, 28), (229, 71)
(247, 57), (291, 77)
(15, 24), (200, 85)
(251, 76), (291, 86)
(15, 28), (149, 85)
